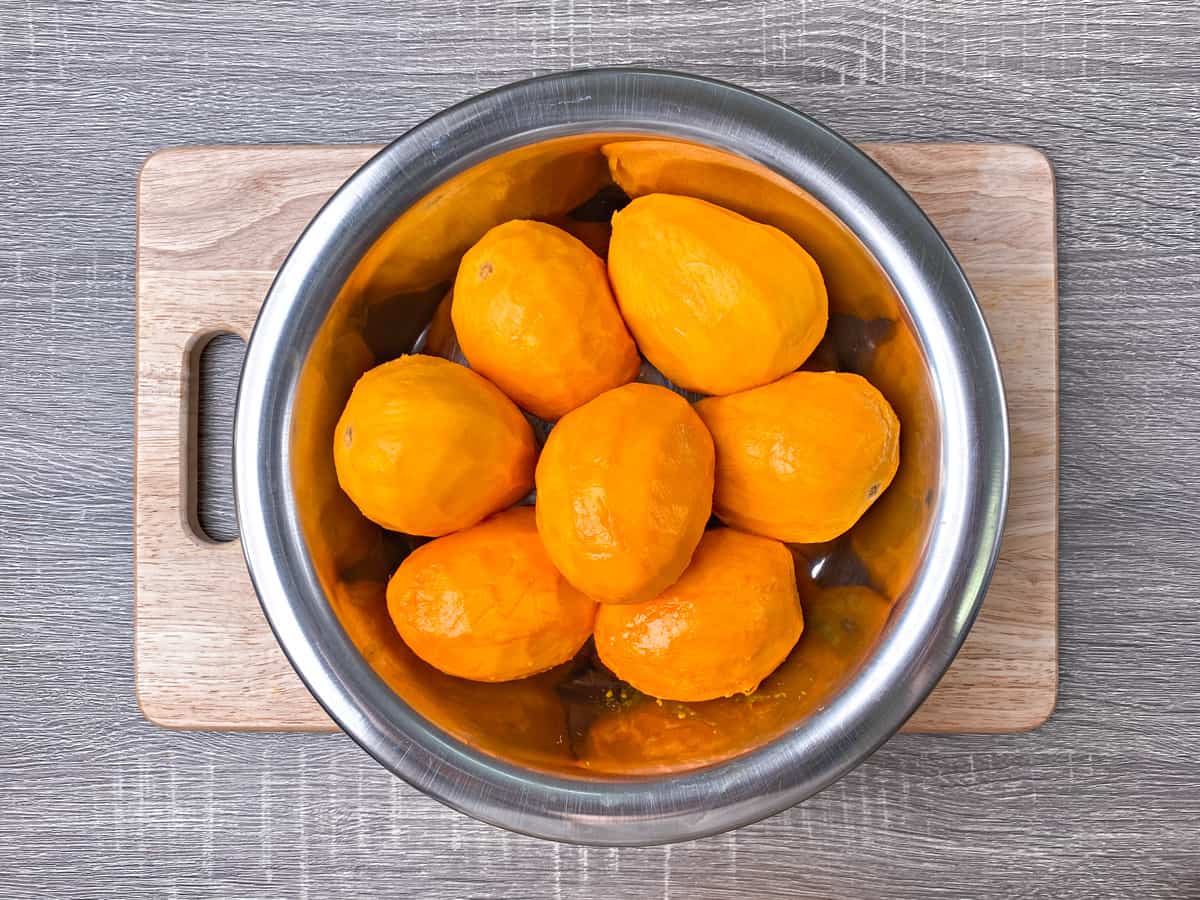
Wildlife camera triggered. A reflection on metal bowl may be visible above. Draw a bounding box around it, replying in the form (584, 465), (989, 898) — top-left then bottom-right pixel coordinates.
(234, 68), (1008, 845)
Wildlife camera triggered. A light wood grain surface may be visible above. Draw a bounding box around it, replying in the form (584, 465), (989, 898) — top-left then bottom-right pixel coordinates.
(4, 1), (1199, 897)
(134, 141), (1058, 734)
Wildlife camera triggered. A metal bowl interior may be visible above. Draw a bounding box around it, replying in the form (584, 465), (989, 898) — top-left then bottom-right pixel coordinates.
(234, 69), (1008, 845)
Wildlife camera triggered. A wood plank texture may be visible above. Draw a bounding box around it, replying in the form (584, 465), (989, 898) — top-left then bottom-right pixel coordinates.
(134, 141), (1059, 734)
(3, 1), (1199, 897)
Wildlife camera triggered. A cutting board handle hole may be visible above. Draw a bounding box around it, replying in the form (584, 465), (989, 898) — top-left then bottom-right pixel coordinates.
(186, 331), (245, 544)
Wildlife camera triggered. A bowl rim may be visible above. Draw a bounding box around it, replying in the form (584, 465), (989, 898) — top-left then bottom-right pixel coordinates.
(233, 67), (1010, 846)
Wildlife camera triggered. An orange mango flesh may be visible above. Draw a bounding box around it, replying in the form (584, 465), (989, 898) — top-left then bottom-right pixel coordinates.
(696, 371), (900, 543)
(386, 507), (597, 682)
(452, 220), (640, 420)
(333, 355), (536, 536)
(535, 383), (715, 605)
(594, 528), (803, 702)
(607, 193), (828, 396)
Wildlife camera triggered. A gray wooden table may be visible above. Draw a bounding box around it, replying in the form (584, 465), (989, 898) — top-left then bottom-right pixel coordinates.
(4, 2), (1199, 897)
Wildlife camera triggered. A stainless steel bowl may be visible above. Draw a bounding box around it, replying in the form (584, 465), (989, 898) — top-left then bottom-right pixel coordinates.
(234, 68), (1008, 845)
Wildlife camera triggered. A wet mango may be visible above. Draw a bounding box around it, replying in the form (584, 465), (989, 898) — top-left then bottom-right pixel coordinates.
(607, 193), (828, 395)
(594, 528), (803, 702)
(334, 355), (536, 536)
(535, 383), (714, 604)
(386, 507), (596, 682)
(452, 220), (640, 420)
(695, 371), (900, 543)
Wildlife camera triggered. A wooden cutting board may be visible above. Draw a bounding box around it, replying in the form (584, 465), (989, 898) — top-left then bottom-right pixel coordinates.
(134, 142), (1058, 733)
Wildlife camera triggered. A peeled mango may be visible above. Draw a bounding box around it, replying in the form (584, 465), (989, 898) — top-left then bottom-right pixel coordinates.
(452, 220), (640, 420)
(607, 193), (828, 396)
(696, 371), (900, 543)
(387, 507), (596, 682)
(334, 355), (536, 536)
(534, 383), (714, 605)
(593, 528), (803, 702)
